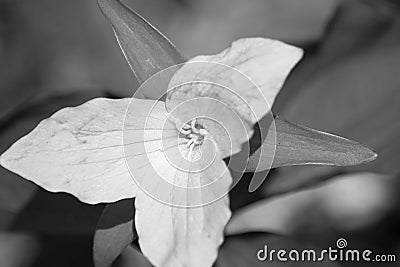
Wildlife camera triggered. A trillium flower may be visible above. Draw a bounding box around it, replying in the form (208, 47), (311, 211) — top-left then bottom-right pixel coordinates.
(0, 38), (302, 267)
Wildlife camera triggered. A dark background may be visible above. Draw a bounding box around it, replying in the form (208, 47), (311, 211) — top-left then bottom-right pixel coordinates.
(0, 0), (399, 266)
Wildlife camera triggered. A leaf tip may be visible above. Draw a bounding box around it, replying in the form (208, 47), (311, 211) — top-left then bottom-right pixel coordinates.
(364, 149), (378, 163)
(347, 143), (378, 166)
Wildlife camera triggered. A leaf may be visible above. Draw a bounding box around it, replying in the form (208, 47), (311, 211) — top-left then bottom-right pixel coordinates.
(242, 115), (376, 192)
(247, 117), (377, 172)
(93, 199), (136, 267)
(97, 0), (186, 90)
(0, 98), (138, 205)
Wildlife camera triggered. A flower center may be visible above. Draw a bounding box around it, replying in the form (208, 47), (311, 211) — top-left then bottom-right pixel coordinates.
(179, 118), (208, 159)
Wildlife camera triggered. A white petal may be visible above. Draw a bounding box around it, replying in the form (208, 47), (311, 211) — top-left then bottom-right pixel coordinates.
(135, 145), (232, 267)
(167, 37), (303, 127)
(0, 98), (162, 204)
(136, 193), (231, 267)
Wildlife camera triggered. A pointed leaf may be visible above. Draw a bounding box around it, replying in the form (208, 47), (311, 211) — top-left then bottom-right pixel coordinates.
(246, 117), (377, 172)
(97, 0), (186, 89)
(93, 199), (136, 267)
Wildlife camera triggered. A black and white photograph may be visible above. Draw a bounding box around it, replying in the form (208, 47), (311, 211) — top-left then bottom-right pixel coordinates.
(0, 0), (399, 266)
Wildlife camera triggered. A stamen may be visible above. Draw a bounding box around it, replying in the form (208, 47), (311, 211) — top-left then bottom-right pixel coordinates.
(199, 129), (208, 136)
(180, 128), (191, 135)
(191, 119), (199, 134)
(187, 139), (196, 159)
(186, 136), (197, 148)
(177, 118), (208, 160)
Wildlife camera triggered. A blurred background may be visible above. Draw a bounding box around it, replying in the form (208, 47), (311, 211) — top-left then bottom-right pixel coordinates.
(1, 0), (400, 266)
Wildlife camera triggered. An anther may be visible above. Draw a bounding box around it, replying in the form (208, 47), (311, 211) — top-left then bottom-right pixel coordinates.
(199, 129), (208, 136)
(177, 118), (208, 160)
(180, 128), (191, 135)
(187, 140), (196, 159)
(186, 136), (197, 148)
(191, 119), (199, 134)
